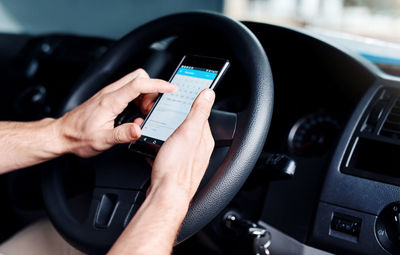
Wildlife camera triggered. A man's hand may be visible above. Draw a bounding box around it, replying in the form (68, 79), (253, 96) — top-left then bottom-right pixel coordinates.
(149, 88), (215, 202)
(55, 69), (176, 158)
(0, 68), (176, 174)
(108, 89), (216, 255)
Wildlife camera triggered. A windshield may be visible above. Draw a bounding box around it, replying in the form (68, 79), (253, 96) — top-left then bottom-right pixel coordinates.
(1, 0), (399, 75)
(225, 0), (400, 76)
(224, 0), (400, 43)
(0, 0), (398, 43)
(0, 0), (400, 42)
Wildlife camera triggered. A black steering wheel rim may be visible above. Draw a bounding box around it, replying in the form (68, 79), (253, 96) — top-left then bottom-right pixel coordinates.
(42, 11), (273, 254)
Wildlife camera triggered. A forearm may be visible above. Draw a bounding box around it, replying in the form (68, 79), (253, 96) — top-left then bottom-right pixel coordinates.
(0, 118), (65, 174)
(108, 185), (190, 255)
(108, 89), (215, 254)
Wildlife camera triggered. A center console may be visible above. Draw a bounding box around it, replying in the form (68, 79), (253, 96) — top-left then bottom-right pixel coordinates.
(311, 79), (400, 255)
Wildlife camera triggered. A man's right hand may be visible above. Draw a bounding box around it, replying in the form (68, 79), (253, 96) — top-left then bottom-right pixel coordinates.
(108, 88), (216, 255)
(149, 88), (216, 203)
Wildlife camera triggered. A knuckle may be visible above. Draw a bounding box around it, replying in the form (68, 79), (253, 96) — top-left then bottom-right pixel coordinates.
(208, 140), (215, 151)
(205, 126), (214, 150)
(135, 68), (149, 77)
(196, 106), (210, 119)
(98, 95), (111, 108)
(98, 83), (114, 94)
(113, 129), (123, 144)
(179, 124), (195, 140)
(90, 140), (104, 153)
(205, 134), (214, 151)
(192, 102), (210, 120)
(97, 88), (108, 95)
(208, 136), (215, 147)
(127, 124), (137, 140)
(115, 125), (136, 143)
(130, 78), (144, 90)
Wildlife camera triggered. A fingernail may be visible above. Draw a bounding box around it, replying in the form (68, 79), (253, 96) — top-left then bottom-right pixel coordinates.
(204, 89), (215, 101)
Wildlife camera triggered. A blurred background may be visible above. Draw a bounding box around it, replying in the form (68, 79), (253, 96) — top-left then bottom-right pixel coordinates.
(0, 0), (398, 42)
(224, 0), (400, 74)
(225, 0), (400, 43)
(0, 0), (399, 72)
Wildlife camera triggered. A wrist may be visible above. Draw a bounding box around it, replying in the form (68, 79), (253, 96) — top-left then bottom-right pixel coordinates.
(146, 182), (191, 218)
(109, 181), (190, 255)
(47, 117), (73, 156)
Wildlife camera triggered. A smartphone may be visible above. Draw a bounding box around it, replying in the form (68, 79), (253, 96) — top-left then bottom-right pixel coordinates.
(130, 55), (230, 158)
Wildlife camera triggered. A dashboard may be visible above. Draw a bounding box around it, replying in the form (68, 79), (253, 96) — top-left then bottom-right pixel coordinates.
(0, 20), (399, 255)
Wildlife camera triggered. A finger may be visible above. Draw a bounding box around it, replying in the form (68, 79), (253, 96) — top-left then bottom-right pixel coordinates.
(102, 68), (150, 93)
(140, 93), (159, 114)
(171, 89), (215, 142)
(196, 122), (214, 163)
(134, 92), (158, 115)
(145, 158), (154, 167)
(199, 122), (214, 164)
(134, 117), (144, 126)
(203, 121), (215, 154)
(184, 89), (215, 128)
(134, 92), (157, 105)
(141, 101), (156, 115)
(191, 123), (214, 188)
(114, 78), (176, 101)
(108, 78), (177, 113)
(110, 122), (141, 145)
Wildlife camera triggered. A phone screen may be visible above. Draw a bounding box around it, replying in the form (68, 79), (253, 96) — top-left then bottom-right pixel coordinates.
(140, 65), (219, 144)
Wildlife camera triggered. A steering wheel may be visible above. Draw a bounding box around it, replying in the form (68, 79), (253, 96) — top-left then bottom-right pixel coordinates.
(42, 11), (273, 254)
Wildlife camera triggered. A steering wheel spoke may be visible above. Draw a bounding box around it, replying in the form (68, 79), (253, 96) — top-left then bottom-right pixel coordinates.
(86, 187), (144, 231)
(93, 145), (151, 190)
(210, 109), (237, 147)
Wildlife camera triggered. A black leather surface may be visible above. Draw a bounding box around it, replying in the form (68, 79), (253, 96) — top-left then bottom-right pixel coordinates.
(42, 11), (274, 253)
(177, 15), (274, 241)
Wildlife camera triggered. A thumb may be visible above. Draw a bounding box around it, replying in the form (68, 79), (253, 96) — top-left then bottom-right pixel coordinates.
(111, 122), (141, 145)
(185, 89), (215, 126)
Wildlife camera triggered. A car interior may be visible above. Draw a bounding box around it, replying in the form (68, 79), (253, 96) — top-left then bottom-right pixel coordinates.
(1, 1), (400, 255)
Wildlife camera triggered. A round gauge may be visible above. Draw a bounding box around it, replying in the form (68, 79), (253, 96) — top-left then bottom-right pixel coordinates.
(288, 111), (340, 156)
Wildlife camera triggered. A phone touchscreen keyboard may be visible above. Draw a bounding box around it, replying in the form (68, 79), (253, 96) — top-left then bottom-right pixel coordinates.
(141, 67), (216, 141)
(164, 75), (208, 107)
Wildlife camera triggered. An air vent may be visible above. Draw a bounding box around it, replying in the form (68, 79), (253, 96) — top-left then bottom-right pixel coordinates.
(361, 88), (393, 134)
(380, 98), (400, 139)
(341, 87), (400, 186)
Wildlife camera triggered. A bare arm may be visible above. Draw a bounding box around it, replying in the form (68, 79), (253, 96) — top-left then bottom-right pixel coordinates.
(108, 89), (216, 255)
(0, 118), (64, 174)
(0, 67), (215, 255)
(0, 69), (176, 174)
(108, 185), (190, 255)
